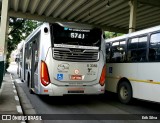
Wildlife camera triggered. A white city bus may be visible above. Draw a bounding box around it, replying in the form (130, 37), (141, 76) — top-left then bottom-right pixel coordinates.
(105, 26), (160, 104)
(21, 22), (106, 96)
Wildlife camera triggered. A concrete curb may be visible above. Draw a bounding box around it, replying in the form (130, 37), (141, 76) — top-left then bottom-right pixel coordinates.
(0, 82), (4, 96)
(12, 75), (43, 123)
(10, 74), (24, 115)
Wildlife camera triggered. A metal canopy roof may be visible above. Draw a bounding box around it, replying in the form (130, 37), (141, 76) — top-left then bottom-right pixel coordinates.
(1, 0), (160, 33)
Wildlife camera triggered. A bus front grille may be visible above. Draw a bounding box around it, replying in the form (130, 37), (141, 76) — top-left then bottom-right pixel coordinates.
(53, 48), (99, 61)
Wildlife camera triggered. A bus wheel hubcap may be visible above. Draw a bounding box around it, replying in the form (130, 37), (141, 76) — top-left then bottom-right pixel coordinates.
(120, 86), (128, 100)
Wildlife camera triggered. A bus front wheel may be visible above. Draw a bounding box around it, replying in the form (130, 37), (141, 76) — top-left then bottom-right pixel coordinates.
(118, 81), (132, 104)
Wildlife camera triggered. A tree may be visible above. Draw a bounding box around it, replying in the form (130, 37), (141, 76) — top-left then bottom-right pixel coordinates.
(6, 17), (41, 70)
(104, 31), (124, 39)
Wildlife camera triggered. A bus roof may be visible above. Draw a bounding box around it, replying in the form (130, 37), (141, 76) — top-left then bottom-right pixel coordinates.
(105, 25), (160, 43)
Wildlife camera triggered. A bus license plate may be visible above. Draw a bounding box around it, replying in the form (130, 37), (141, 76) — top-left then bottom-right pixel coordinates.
(70, 75), (82, 80)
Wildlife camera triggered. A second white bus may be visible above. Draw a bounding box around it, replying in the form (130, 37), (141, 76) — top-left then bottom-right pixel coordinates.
(105, 26), (160, 104)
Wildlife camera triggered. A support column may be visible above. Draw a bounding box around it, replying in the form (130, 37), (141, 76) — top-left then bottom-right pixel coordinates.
(129, 0), (137, 33)
(0, 0), (9, 88)
(3, 17), (9, 76)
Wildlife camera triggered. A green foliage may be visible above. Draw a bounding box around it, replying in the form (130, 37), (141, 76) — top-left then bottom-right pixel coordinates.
(104, 31), (124, 39)
(6, 17), (41, 70)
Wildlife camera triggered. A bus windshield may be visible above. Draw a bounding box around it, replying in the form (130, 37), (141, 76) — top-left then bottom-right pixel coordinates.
(50, 24), (102, 47)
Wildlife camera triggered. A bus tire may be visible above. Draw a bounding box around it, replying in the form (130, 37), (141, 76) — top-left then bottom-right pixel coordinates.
(118, 81), (132, 104)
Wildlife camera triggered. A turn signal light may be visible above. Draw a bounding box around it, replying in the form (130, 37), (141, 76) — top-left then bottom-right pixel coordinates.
(40, 61), (50, 86)
(99, 65), (106, 86)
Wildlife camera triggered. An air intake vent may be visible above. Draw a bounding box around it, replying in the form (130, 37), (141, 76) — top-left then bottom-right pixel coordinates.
(53, 48), (99, 61)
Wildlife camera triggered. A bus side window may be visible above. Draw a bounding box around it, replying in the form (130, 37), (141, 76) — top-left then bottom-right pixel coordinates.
(138, 36), (147, 62)
(131, 50), (138, 62)
(34, 40), (39, 73)
(111, 41), (126, 63)
(120, 41), (126, 62)
(149, 48), (156, 61)
(127, 38), (138, 62)
(137, 49), (146, 62)
(127, 37), (147, 62)
(111, 50), (122, 62)
(149, 33), (160, 61)
(25, 44), (30, 69)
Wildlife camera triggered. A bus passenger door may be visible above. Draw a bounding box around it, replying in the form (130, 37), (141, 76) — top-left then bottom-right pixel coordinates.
(31, 41), (36, 89)
(31, 39), (39, 92)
